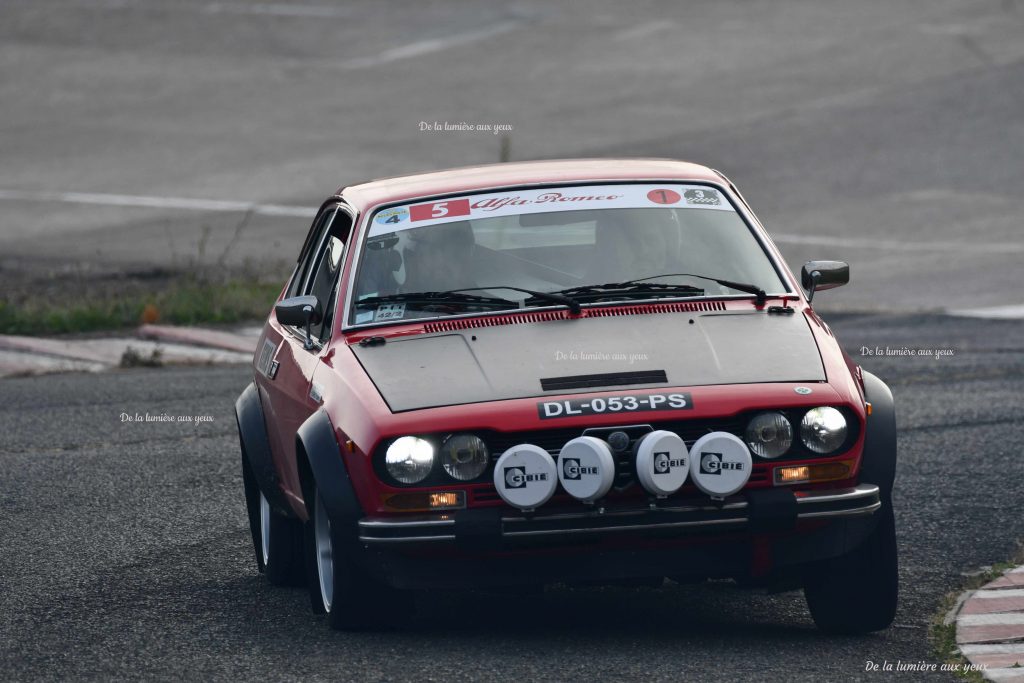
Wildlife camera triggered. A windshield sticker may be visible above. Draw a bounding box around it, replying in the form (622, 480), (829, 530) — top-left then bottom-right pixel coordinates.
(647, 188), (682, 204)
(367, 184), (735, 237)
(374, 207), (409, 225)
(410, 199), (471, 221)
(683, 188), (721, 206)
(374, 303), (406, 321)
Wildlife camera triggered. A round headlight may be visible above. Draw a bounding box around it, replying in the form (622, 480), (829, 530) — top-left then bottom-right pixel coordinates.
(745, 412), (793, 458)
(385, 436), (434, 484)
(800, 407), (848, 454)
(440, 434), (489, 481)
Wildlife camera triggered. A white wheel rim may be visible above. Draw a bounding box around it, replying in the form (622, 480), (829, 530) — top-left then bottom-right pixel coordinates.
(259, 492), (271, 567)
(314, 491), (334, 612)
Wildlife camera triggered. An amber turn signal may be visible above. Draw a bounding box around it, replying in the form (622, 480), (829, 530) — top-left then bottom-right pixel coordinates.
(773, 460), (852, 486)
(382, 490), (466, 512)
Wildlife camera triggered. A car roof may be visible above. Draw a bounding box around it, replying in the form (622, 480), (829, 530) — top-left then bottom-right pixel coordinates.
(338, 158), (724, 211)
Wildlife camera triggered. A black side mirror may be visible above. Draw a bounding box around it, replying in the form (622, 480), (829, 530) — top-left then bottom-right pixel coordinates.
(801, 260), (849, 303)
(275, 295), (323, 349)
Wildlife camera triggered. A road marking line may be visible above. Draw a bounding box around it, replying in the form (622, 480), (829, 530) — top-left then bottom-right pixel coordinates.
(340, 20), (522, 69)
(958, 613), (1024, 625)
(947, 304), (1024, 320)
(613, 20), (676, 42)
(202, 2), (353, 18)
(33, 0), (354, 19)
(0, 189), (315, 218)
(773, 232), (1024, 254)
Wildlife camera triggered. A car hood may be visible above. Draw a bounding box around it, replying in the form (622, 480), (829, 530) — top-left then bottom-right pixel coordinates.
(351, 310), (825, 412)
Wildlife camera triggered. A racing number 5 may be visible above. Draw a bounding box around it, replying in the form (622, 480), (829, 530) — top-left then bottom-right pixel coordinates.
(409, 198), (471, 222)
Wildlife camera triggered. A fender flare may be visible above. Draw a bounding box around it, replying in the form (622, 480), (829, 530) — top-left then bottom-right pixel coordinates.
(235, 382), (293, 515)
(296, 409), (363, 538)
(859, 371), (898, 502)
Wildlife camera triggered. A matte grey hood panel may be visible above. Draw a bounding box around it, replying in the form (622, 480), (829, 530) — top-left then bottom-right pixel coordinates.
(352, 312), (825, 412)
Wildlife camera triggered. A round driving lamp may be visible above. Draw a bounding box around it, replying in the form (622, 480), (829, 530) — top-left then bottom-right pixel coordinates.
(385, 436), (435, 484)
(440, 434), (490, 481)
(800, 407), (848, 454)
(744, 411), (793, 458)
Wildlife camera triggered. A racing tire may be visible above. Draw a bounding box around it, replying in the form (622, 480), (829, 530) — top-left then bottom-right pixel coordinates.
(304, 483), (410, 630)
(242, 454), (304, 586)
(803, 502), (899, 634)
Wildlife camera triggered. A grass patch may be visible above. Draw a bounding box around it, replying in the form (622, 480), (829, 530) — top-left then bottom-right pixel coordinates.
(929, 543), (1024, 681)
(0, 276), (281, 336)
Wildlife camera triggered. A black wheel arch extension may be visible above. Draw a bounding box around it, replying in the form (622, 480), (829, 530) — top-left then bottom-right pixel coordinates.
(858, 371), (898, 501)
(296, 409), (364, 537)
(235, 381), (293, 517)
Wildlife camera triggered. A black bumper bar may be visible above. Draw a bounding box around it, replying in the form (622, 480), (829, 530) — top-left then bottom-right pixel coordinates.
(357, 484), (881, 546)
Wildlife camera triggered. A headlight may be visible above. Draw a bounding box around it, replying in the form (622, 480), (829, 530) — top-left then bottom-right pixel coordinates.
(440, 433), (489, 481)
(800, 407), (848, 454)
(745, 412), (793, 458)
(385, 436), (434, 484)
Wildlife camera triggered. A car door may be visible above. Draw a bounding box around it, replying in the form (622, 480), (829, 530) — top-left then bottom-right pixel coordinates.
(258, 203), (353, 512)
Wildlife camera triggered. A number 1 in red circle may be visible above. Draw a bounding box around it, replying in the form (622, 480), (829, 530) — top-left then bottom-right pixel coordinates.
(647, 189), (681, 204)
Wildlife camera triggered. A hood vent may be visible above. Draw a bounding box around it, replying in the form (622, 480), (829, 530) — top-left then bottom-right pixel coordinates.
(541, 369), (668, 392)
(422, 300), (727, 334)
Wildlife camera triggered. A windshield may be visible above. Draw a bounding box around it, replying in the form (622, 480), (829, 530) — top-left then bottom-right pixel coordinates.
(349, 183), (788, 325)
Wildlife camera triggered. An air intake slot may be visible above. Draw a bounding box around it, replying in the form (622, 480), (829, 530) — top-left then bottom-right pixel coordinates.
(421, 300), (727, 334)
(540, 369), (668, 392)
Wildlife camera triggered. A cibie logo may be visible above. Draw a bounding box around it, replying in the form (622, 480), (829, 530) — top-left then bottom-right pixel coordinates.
(653, 451), (686, 475)
(684, 188), (721, 206)
(699, 452), (744, 476)
(504, 466), (549, 489)
(562, 458), (598, 481)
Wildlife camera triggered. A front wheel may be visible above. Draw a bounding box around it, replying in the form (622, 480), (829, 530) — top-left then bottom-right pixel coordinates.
(305, 485), (411, 630)
(803, 502), (899, 634)
(242, 454), (304, 586)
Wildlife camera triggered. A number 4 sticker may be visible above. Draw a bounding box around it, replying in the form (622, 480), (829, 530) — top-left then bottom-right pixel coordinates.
(409, 199), (471, 222)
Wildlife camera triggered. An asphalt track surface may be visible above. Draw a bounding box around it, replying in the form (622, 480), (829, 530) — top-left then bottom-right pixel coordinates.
(2, 0), (1024, 680)
(1, 313), (1022, 682)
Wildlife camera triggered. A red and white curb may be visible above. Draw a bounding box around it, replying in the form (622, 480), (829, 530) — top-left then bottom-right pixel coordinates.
(0, 325), (259, 378)
(954, 566), (1024, 681)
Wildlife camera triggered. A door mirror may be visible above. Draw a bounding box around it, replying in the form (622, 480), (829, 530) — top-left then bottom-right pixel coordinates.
(801, 261), (849, 303)
(275, 295), (323, 349)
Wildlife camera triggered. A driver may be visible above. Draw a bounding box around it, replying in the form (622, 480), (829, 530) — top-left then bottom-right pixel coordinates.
(588, 209), (681, 283)
(401, 221), (477, 292)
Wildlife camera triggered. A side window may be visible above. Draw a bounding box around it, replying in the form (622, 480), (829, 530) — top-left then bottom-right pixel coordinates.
(301, 208), (352, 342)
(287, 210), (334, 299)
(308, 235), (345, 340)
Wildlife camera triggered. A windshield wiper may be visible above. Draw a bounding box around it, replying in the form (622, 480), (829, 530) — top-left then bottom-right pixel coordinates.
(444, 286), (581, 315)
(356, 286), (581, 315)
(553, 273), (767, 307)
(355, 291), (517, 309)
(544, 282), (705, 302)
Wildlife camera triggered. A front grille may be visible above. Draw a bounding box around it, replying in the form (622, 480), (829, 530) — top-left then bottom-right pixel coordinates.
(480, 416), (745, 456)
(376, 407), (858, 494)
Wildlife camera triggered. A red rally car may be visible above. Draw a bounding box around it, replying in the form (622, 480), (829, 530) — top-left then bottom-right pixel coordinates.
(235, 159), (898, 632)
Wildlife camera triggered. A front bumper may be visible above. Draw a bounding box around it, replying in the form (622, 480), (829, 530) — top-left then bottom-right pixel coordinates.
(358, 484), (880, 545)
(354, 485), (882, 590)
